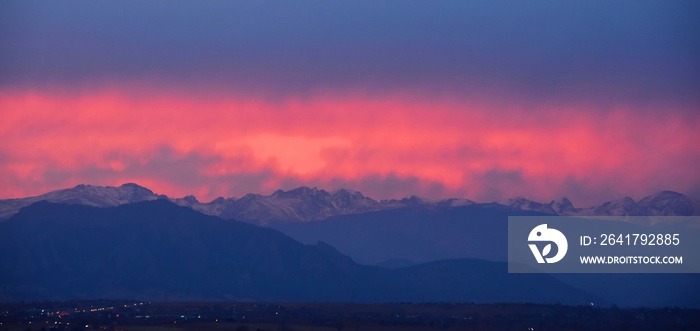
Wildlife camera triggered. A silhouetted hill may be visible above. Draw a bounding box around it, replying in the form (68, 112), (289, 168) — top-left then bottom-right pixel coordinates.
(0, 201), (595, 305)
(273, 205), (700, 308)
(272, 203), (542, 264)
(0, 200), (386, 302)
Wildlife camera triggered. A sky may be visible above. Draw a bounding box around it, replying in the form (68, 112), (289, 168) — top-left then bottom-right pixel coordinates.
(1, 1), (699, 206)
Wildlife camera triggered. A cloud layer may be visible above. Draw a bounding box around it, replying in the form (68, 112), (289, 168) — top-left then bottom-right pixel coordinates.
(2, 90), (698, 205)
(1, 1), (699, 205)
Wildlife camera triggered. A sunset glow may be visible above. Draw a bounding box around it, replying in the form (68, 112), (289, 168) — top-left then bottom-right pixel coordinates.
(2, 88), (698, 205)
(2, 1), (699, 205)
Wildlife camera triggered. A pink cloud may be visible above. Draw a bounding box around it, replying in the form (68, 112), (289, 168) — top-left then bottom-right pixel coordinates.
(1, 87), (698, 206)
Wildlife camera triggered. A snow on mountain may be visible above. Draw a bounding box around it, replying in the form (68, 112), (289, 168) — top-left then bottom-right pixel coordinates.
(587, 196), (640, 216)
(636, 190), (697, 216)
(436, 198), (476, 208)
(218, 187), (383, 224)
(498, 191), (699, 217)
(379, 195), (429, 208)
(0, 183), (163, 219)
(1, 183), (697, 223)
(379, 196), (475, 209)
(0, 184), (388, 223)
(170, 195), (236, 216)
(546, 197), (579, 215)
(498, 197), (557, 214)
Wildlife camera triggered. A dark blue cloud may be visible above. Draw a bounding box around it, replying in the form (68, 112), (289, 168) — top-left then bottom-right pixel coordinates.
(2, 0), (698, 105)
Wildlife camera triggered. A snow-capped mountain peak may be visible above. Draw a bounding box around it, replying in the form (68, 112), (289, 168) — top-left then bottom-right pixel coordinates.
(1, 184), (697, 223)
(498, 196), (556, 214)
(497, 191), (698, 217)
(217, 186), (383, 224)
(0, 183), (162, 219)
(546, 197), (578, 215)
(637, 190), (696, 216)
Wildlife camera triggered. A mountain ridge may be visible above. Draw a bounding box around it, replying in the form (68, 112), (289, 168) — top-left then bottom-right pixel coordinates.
(1, 184), (698, 223)
(0, 200), (598, 305)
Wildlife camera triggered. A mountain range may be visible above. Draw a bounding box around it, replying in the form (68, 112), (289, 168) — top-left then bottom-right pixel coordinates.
(0, 200), (596, 305)
(1, 186), (698, 307)
(1, 183), (698, 223)
(499, 192), (700, 217)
